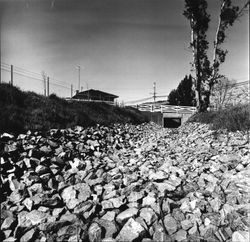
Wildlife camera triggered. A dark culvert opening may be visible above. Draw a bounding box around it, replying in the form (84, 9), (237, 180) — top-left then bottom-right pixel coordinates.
(164, 117), (181, 128)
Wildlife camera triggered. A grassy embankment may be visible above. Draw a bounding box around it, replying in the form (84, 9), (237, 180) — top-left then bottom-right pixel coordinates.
(188, 104), (250, 132)
(0, 83), (148, 134)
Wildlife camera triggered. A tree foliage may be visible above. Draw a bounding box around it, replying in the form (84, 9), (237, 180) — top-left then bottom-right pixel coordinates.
(168, 75), (196, 106)
(168, 89), (179, 105)
(183, 0), (249, 112)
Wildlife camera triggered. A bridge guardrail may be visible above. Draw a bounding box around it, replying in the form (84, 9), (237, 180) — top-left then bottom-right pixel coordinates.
(133, 103), (197, 114)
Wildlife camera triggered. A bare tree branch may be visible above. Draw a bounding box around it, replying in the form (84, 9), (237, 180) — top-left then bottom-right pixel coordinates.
(237, 0), (250, 18)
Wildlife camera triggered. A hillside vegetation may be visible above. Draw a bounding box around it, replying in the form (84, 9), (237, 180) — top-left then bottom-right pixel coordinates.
(188, 104), (250, 132)
(0, 83), (148, 134)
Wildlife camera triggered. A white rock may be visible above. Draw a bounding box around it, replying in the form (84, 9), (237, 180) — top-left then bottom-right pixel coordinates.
(88, 222), (102, 242)
(181, 220), (193, 230)
(115, 218), (145, 241)
(232, 231), (249, 242)
(204, 218), (211, 227)
(101, 211), (116, 221)
(175, 229), (187, 242)
(180, 200), (191, 213)
(139, 208), (157, 225)
(116, 208), (138, 224)
(142, 195), (156, 207)
(164, 215), (177, 235)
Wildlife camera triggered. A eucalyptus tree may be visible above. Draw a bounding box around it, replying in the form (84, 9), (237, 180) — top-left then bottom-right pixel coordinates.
(183, 0), (249, 112)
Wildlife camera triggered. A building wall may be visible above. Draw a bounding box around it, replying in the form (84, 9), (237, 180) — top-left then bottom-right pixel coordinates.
(73, 93), (116, 104)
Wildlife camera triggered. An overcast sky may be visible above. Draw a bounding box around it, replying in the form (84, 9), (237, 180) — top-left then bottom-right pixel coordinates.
(0, 0), (249, 102)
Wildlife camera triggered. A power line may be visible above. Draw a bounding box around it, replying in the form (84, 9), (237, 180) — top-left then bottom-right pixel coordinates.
(1, 64), (71, 89)
(14, 71), (43, 82)
(49, 77), (70, 87)
(13, 67), (42, 78)
(124, 93), (169, 105)
(1, 62), (248, 99)
(1, 62), (73, 97)
(124, 97), (153, 105)
(1, 63), (11, 68)
(1, 63), (42, 77)
(1, 63), (71, 87)
(14, 71), (41, 80)
(1, 66), (43, 80)
(156, 95), (168, 98)
(1, 67), (44, 82)
(49, 82), (71, 90)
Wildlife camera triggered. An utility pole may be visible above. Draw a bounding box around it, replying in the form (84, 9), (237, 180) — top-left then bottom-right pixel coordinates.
(71, 84), (73, 98)
(44, 78), (46, 96)
(86, 82), (90, 100)
(47, 77), (49, 96)
(149, 82), (157, 116)
(0, 51), (1, 84)
(77, 65), (80, 92)
(150, 82), (157, 103)
(10, 65), (13, 85)
(42, 71), (46, 96)
(0, 58), (1, 84)
(153, 82), (156, 103)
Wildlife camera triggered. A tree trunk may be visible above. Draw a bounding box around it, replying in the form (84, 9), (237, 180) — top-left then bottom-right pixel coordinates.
(201, 90), (211, 112)
(190, 18), (200, 112)
(196, 80), (203, 112)
(196, 32), (205, 112)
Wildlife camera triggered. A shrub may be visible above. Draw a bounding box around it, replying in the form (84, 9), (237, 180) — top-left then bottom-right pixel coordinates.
(187, 111), (217, 124)
(188, 104), (250, 132)
(212, 104), (250, 132)
(0, 83), (25, 107)
(0, 105), (25, 133)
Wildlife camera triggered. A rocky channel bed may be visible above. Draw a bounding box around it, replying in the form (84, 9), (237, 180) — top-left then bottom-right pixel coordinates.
(0, 122), (249, 242)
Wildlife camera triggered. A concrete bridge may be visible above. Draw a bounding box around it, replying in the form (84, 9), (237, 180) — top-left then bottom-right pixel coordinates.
(134, 103), (196, 128)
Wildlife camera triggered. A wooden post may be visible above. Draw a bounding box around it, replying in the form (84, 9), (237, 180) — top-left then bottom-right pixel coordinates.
(71, 84), (73, 98)
(44, 78), (46, 96)
(11, 65), (13, 85)
(47, 77), (49, 96)
(78, 66), (80, 92)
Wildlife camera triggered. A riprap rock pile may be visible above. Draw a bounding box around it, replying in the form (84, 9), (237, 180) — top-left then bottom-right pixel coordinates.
(1, 122), (249, 242)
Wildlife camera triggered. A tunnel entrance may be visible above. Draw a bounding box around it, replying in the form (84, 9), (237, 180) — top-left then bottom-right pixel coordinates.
(163, 117), (182, 128)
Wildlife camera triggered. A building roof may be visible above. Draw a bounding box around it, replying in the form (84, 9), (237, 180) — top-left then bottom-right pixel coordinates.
(73, 89), (119, 99)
